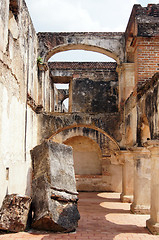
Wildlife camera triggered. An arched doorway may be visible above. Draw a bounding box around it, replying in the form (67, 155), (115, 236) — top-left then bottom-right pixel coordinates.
(64, 136), (102, 175)
(37, 32), (124, 113)
(64, 136), (103, 191)
(49, 124), (121, 192)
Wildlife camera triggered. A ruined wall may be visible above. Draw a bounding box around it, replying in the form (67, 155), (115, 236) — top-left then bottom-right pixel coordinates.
(49, 62), (118, 113)
(137, 73), (159, 144)
(49, 125), (122, 192)
(2, 0), (159, 198)
(38, 32), (125, 64)
(0, 0), (38, 206)
(135, 37), (159, 85)
(37, 112), (122, 144)
(38, 61), (122, 192)
(125, 4), (159, 87)
(124, 73), (159, 148)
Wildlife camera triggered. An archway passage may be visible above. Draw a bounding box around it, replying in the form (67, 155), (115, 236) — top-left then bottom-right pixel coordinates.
(49, 124), (122, 192)
(64, 136), (102, 175)
(64, 136), (102, 192)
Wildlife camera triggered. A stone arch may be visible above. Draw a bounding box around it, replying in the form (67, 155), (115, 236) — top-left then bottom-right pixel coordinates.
(37, 32), (125, 64)
(49, 124), (121, 192)
(46, 44), (119, 63)
(49, 124), (120, 154)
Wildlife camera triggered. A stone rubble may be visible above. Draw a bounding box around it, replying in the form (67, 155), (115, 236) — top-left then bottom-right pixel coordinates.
(0, 194), (31, 233)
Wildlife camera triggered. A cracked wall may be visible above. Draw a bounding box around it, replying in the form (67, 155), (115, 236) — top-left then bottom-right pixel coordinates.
(0, 0), (38, 206)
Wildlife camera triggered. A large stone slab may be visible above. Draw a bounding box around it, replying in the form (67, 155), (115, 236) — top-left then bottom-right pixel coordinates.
(30, 140), (80, 232)
(31, 140), (77, 193)
(0, 194), (31, 232)
(31, 175), (80, 232)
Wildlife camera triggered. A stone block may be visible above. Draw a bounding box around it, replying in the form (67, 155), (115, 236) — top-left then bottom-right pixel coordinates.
(0, 194), (31, 232)
(32, 175), (80, 232)
(31, 140), (77, 194)
(31, 140), (80, 232)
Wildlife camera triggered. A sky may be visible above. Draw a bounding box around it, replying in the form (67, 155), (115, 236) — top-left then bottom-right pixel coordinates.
(25, 0), (159, 62)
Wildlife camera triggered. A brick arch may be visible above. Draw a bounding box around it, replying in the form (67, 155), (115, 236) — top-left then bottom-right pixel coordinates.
(48, 124), (120, 157)
(37, 32), (125, 64)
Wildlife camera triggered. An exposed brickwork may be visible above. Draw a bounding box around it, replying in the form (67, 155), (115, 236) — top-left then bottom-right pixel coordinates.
(126, 4), (159, 87)
(135, 37), (159, 85)
(49, 62), (118, 83)
(49, 62), (117, 70)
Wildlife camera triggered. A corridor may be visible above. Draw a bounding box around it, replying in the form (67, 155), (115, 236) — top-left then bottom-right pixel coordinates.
(0, 192), (159, 240)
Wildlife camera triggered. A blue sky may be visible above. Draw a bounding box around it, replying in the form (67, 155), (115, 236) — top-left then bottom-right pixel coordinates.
(25, 0), (159, 62)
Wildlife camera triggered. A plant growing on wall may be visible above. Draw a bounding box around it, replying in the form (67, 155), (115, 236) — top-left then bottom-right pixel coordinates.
(37, 56), (44, 65)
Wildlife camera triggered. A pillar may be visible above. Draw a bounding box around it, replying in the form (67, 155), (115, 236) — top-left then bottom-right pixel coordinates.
(130, 147), (151, 214)
(117, 63), (135, 107)
(146, 140), (159, 234)
(119, 151), (134, 203)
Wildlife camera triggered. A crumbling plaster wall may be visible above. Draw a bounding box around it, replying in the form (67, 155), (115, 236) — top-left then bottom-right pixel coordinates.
(49, 62), (118, 113)
(137, 73), (159, 143)
(0, 0), (38, 206)
(124, 73), (159, 148)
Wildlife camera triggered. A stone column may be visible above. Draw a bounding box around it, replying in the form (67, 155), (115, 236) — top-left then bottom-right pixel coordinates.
(119, 150), (134, 203)
(117, 63), (135, 106)
(130, 147), (151, 214)
(37, 63), (48, 109)
(146, 140), (159, 234)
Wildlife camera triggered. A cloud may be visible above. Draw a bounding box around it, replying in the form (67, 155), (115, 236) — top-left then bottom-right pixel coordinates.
(25, 0), (159, 33)
(26, 0), (137, 32)
(25, 0), (159, 62)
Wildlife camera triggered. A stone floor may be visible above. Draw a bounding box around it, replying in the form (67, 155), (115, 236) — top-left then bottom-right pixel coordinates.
(0, 192), (159, 240)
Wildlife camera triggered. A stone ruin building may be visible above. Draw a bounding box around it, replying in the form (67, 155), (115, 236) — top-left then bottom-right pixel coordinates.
(0, 0), (159, 234)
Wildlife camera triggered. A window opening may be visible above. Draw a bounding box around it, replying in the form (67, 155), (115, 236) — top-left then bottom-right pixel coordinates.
(54, 83), (69, 112)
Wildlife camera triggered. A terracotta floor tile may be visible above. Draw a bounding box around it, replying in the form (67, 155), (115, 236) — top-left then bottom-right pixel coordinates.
(0, 192), (159, 239)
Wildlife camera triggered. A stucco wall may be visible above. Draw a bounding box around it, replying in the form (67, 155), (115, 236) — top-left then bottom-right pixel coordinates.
(0, 0), (38, 206)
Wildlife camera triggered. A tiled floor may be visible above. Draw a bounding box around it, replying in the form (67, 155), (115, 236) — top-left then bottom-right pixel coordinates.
(0, 192), (159, 240)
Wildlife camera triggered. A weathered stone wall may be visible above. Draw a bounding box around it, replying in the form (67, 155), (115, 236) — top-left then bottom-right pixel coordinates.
(49, 62), (118, 113)
(125, 4), (159, 87)
(48, 124), (122, 192)
(1, 0), (159, 210)
(137, 73), (159, 143)
(0, 0), (38, 206)
(38, 32), (125, 64)
(37, 112), (122, 144)
(124, 73), (159, 148)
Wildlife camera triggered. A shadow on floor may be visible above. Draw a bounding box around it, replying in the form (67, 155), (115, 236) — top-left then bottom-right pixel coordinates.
(40, 192), (152, 240)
